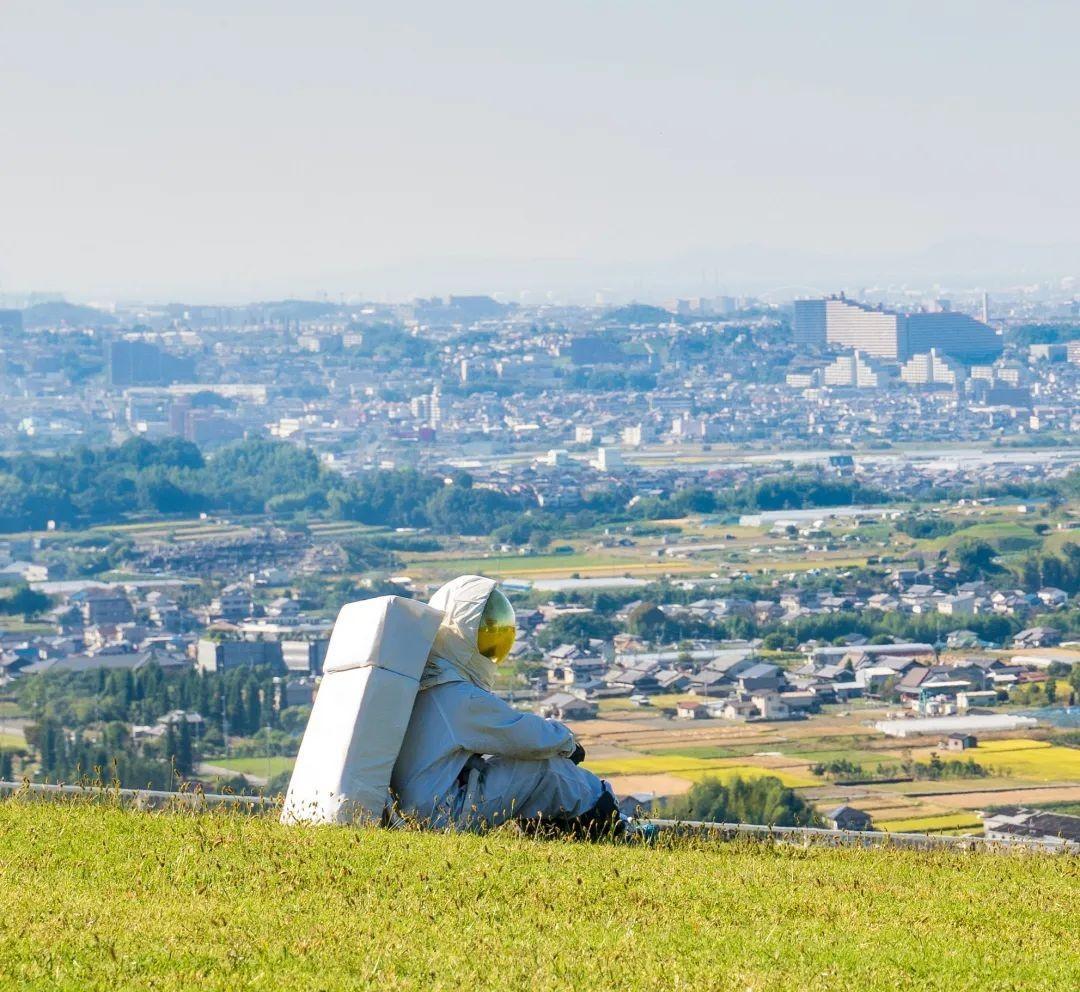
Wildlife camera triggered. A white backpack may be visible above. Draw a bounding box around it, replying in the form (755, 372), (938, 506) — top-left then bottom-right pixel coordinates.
(281, 595), (442, 825)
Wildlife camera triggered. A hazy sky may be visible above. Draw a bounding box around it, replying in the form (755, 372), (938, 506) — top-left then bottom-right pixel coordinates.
(2, 1), (1079, 302)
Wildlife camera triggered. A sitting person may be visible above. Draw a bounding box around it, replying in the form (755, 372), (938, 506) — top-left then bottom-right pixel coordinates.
(392, 574), (622, 836)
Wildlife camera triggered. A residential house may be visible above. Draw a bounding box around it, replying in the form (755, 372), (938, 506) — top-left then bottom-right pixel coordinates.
(675, 701), (709, 720)
(80, 587), (135, 626)
(544, 643), (606, 686)
(1036, 587), (1069, 609)
(211, 583), (254, 622)
(981, 807), (1080, 848)
(1013, 627), (1062, 649)
(537, 692), (599, 721)
(826, 805), (874, 832)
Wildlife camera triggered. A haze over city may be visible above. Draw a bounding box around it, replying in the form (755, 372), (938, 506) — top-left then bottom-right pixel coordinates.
(1, 5), (1079, 989)
(4, 1), (1080, 302)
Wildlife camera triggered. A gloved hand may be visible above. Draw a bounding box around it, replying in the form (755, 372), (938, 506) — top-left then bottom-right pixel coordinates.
(568, 742), (586, 765)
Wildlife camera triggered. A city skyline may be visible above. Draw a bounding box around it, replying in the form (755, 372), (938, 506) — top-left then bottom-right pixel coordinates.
(4, 2), (1080, 301)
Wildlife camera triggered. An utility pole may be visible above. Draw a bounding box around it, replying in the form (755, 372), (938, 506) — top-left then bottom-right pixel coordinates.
(221, 693), (229, 758)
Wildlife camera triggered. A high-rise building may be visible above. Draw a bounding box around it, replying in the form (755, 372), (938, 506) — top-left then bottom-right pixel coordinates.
(822, 350), (893, 388)
(671, 415), (705, 439)
(428, 385), (442, 429)
(595, 447), (623, 471)
(794, 295), (1001, 362)
(793, 299), (828, 348)
(409, 394), (431, 421)
(904, 312), (1001, 361)
(108, 340), (194, 387)
(900, 349), (966, 388)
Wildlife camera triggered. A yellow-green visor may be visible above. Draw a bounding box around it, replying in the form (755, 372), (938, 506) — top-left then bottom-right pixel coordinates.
(476, 587), (516, 664)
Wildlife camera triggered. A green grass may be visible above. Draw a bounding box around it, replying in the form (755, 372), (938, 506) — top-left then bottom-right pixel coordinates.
(782, 748), (902, 767)
(676, 765), (818, 787)
(206, 756), (296, 778)
(642, 744), (746, 759)
(938, 521), (1042, 553)
(0, 801), (1077, 991)
(0, 733), (24, 750)
(0, 620), (54, 635)
(406, 550), (662, 576)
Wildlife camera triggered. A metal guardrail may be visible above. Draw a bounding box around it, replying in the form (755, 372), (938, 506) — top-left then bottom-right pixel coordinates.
(648, 818), (1080, 853)
(0, 780), (275, 811)
(2, 781), (1076, 852)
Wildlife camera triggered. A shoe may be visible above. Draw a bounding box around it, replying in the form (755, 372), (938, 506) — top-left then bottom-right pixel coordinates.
(616, 817), (660, 844)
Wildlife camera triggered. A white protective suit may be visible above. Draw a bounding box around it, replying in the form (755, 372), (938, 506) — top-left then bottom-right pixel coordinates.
(391, 575), (606, 829)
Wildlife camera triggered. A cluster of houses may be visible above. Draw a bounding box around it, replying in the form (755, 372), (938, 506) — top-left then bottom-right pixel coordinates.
(1, 578), (1074, 737)
(532, 618), (1072, 724)
(652, 573), (1072, 625)
(981, 806), (1080, 848)
(0, 582), (329, 704)
(817, 800), (1079, 845)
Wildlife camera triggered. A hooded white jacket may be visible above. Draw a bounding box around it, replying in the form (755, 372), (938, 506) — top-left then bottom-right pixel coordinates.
(391, 575), (599, 825)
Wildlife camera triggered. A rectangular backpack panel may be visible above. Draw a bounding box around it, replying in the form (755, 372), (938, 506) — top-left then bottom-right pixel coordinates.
(281, 595), (442, 825)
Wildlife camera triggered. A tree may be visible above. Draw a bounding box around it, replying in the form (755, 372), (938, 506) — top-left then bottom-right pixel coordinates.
(952, 539), (1000, 578)
(663, 775), (821, 827)
(626, 602), (666, 637)
(163, 723), (178, 772)
(38, 719), (62, 777)
(0, 586), (50, 618)
(535, 612), (617, 650)
(176, 720), (194, 777)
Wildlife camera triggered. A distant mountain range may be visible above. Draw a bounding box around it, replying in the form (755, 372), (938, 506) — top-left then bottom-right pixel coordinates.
(21, 301), (116, 328)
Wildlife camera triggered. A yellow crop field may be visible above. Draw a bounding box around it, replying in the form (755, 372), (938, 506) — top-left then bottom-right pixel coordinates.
(585, 754), (742, 775)
(879, 812), (983, 834)
(974, 738), (1049, 753)
(584, 754), (817, 788)
(970, 743), (1080, 781)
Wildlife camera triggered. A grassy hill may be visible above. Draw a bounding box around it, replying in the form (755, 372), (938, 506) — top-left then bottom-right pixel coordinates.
(0, 801), (1077, 991)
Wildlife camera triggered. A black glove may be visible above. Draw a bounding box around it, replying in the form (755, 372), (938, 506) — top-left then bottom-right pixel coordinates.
(568, 742), (586, 765)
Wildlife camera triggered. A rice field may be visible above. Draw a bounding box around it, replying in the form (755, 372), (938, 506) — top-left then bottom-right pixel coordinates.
(583, 754), (817, 788)
(968, 741), (1080, 781)
(586, 754), (754, 776)
(878, 812), (985, 834)
(975, 738), (1052, 753)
